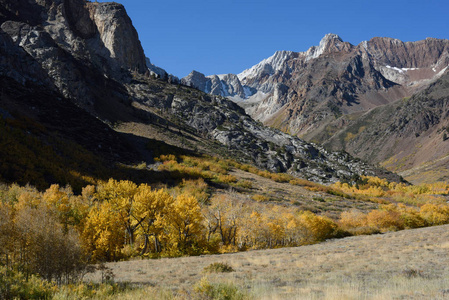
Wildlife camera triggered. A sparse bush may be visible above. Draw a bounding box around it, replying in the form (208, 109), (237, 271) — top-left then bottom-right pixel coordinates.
(216, 174), (238, 184)
(401, 268), (425, 278)
(203, 262), (235, 273)
(194, 277), (247, 300)
(252, 194), (269, 202)
(236, 179), (253, 189)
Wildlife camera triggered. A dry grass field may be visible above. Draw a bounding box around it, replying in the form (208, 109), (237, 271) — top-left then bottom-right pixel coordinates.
(85, 224), (449, 299)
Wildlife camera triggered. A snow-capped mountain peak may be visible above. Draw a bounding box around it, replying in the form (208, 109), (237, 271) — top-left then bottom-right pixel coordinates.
(238, 50), (293, 82)
(304, 33), (343, 61)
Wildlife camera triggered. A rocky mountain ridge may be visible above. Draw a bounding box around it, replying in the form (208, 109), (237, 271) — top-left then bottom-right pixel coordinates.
(0, 0), (400, 185)
(183, 33), (449, 182)
(185, 34), (448, 128)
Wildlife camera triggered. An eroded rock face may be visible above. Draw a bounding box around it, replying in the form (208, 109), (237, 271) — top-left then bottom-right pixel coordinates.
(64, 0), (97, 39)
(89, 1), (146, 73)
(182, 70), (208, 91)
(182, 71), (256, 101)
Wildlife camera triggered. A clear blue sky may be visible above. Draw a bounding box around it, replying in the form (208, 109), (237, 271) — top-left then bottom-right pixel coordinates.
(102, 0), (448, 78)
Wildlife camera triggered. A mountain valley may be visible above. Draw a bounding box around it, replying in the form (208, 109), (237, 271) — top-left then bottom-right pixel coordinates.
(1, 1), (449, 299)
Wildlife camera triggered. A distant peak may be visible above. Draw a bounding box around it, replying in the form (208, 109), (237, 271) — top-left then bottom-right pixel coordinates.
(190, 70), (205, 76)
(319, 33), (344, 47)
(237, 50), (292, 81)
(304, 33), (345, 61)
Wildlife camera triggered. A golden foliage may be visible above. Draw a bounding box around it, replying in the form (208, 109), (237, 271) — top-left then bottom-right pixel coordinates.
(160, 194), (205, 256)
(332, 176), (449, 204)
(82, 201), (125, 261)
(419, 203), (449, 225)
(366, 209), (404, 232)
(251, 194), (269, 202)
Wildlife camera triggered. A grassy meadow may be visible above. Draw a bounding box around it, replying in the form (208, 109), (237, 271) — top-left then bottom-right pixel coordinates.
(84, 224), (449, 299)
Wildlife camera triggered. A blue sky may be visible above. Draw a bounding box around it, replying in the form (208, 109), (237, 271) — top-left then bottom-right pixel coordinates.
(103, 0), (448, 78)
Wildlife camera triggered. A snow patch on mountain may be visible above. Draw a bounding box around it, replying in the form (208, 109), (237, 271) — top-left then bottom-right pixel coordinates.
(385, 65), (419, 73)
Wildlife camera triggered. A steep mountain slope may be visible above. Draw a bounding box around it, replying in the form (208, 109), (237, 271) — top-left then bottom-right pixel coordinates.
(0, 0), (399, 188)
(184, 34), (449, 181)
(322, 71), (449, 183)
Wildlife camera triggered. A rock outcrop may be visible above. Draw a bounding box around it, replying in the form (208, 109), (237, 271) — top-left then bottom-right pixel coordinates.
(182, 71), (255, 101)
(0, 0), (150, 109)
(89, 1), (147, 73)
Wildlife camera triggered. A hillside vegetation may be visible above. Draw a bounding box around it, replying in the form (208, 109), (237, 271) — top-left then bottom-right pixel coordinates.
(2, 151), (449, 298)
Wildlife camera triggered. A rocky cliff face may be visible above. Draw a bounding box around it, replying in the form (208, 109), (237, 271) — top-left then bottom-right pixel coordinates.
(88, 1), (147, 73)
(0, 0), (148, 109)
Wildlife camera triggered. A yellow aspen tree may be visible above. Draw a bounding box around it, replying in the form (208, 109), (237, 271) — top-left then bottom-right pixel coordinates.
(81, 201), (125, 261)
(299, 211), (337, 244)
(0, 202), (14, 270)
(238, 211), (266, 249)
(95, 179), (138, 246)
(42, 184), (74, 231)
(13, 204), (83, 283)
(284, 212), (306, 246)
(132, 185), (173, 255)
(203, 196), (240, 250)
(265, 206), (288, 247)
(159, 194), (204, 255)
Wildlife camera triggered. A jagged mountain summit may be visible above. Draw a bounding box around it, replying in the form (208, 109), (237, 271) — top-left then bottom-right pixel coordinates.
(183, 33), (449, 182)
(184, 34), (449, 127)
(0, 1), (401, 186)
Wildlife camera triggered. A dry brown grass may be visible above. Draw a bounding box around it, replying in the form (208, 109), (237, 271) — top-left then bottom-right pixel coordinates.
(85, 224), (449, 299)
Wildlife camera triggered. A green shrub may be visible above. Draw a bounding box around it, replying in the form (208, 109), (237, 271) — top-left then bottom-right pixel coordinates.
(194, 277), (248, 300)
(0, 267), (55, 299)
